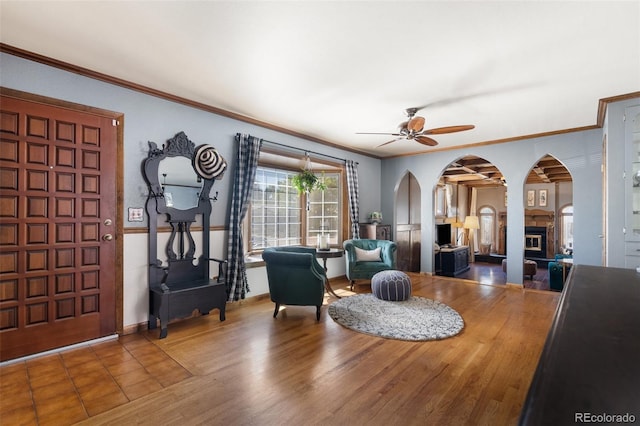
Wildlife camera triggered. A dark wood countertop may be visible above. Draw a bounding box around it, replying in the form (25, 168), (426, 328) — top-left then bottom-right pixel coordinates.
(519, 264), (640, 425)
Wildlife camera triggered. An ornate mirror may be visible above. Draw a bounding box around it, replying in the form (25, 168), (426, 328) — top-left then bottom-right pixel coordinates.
(143, 131), (226, 219)
(158, 156), (202, 210)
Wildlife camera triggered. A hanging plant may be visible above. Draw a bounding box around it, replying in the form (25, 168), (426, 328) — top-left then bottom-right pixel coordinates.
(292, 169), (326, 211)
(291, 169), (327, 194)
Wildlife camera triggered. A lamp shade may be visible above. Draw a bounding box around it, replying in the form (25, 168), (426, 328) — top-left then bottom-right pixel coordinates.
(463, 215), (479, 229)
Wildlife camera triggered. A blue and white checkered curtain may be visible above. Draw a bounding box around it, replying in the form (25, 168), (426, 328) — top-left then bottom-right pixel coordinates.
(226, 133), (262, 301)
(345, 160), (360, 239)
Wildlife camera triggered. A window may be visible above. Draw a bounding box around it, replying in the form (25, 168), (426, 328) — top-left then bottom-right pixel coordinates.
(251, 167), (302, 249)
(307, 173), (342, 247)
(249, 159), (344, 252)
(479, 206), (496, 248)
(435, 185), (447, 217)
(560, 204), (573, 252)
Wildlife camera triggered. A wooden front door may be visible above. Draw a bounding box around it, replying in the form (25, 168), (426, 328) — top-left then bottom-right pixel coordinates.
(0, 91), (120, 361)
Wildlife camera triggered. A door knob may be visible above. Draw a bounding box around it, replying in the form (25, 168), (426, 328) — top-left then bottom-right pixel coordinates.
(102, 234), (113, 241)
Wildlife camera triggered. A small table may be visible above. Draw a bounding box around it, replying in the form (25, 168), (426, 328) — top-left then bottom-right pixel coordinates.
(315, 248), (344, 298)
(558, 257), (573, 281)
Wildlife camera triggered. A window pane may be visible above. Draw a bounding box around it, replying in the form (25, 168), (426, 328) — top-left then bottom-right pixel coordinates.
(251, 166), (342, 250)
(289, 208), (301, 222)
(306, 171), (341, 244)
(309, 191), (323, 203)
(479, 207), (495, 248)
(251, 166), (301, 250)
(561, 205), (574, 251)
(308, 203), (323, 217)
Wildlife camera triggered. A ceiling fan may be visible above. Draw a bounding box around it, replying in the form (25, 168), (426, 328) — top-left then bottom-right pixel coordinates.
(357, 107), (475, 147)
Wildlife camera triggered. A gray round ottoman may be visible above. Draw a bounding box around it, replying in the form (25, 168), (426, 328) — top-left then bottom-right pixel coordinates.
(371, 270), (412, 301)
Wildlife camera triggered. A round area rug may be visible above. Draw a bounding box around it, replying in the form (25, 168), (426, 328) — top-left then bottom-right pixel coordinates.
(328, 294), (464, 341)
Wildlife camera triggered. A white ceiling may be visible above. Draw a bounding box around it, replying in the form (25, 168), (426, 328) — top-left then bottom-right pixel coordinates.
(1, 1), (639, 158)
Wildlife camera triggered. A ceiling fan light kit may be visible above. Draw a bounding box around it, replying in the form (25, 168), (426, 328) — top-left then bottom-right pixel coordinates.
(357, 106), (475, 148)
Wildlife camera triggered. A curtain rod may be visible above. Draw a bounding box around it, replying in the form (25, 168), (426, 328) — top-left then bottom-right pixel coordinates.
(260, 138), (358, 165)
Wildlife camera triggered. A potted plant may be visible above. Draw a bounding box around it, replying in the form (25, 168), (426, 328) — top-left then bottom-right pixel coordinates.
(369, 211), (383, 224)
(291, 169), (326, 194)
(292, 169), (327, 210)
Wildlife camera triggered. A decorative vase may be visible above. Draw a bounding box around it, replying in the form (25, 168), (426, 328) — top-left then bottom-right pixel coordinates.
(317, 233), (330, 251)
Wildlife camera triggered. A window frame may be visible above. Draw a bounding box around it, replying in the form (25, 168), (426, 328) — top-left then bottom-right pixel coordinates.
(245, 148), (348, 255)
(478, 205), (496, 248)
(559, 204), (574, 252)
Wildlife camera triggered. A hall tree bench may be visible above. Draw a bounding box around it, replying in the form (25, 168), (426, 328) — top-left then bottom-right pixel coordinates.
(143, 131), (228, 338)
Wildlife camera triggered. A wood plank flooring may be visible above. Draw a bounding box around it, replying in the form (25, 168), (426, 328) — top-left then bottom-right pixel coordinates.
(457, 262), (552, 291)
(0, 274), (560, 426)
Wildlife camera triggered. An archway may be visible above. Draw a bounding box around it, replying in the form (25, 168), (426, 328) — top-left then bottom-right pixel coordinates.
(522, 154), (573, 291)
(433, 155), (507, 281)
(395, 172), (421, 272)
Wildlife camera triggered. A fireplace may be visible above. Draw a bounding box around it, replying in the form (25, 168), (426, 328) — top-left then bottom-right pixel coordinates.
(525, 234), (542, 251)
(525, 226), (547, 258)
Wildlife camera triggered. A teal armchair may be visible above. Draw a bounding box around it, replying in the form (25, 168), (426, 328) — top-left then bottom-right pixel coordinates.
(343, 239), (397, 290)
(548, 254), (573, 292)
(262, 246), (326, 320)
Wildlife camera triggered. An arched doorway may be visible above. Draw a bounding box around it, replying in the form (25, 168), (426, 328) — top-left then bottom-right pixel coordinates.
(434, 155), (507, 281)
(523, 154), (573, 291)
(395, 172), (421, 272)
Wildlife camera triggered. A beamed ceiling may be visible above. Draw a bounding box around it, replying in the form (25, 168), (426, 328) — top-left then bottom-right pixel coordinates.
(440, 155), (571, 187)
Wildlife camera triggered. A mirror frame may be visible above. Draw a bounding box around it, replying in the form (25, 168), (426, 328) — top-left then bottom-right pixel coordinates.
(143, 131), (215, 222)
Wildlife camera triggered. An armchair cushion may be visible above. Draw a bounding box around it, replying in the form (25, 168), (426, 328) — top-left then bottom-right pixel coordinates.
(355, 246), (382, 262)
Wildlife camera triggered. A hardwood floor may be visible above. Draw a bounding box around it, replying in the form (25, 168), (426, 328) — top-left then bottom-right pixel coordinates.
(0, 274), (560, 426)
(457, 262), (552, 291)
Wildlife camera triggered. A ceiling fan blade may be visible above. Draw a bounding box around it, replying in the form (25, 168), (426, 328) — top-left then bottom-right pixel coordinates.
(356, 132), (402, 136)
(407, 116), (425, 132)
(377, 137), (404, 147)
(415, 136), (439, 146)
(422, 124), (475, 135)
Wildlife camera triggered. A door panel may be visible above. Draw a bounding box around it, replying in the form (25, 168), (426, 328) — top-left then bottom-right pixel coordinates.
(0, 95), (118, 361)
(395, 173), (421, 272)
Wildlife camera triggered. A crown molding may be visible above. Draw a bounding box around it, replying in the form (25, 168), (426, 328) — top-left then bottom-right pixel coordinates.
(596, 92), (640, 126)
(2, 43), (638, 161)
(0, 43), (381, 160)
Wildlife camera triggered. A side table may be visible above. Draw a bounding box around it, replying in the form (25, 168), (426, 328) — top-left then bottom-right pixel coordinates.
(315, 248), (344, 298)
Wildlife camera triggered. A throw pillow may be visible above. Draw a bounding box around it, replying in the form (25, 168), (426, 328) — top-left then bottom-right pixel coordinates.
(355, 246), (382, 262)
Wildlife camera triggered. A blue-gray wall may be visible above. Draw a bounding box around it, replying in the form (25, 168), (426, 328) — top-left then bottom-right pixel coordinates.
(603, 98), (640, 267)
(1, 52), (607, 288)
(381, 129), (603, 284)
(0, 52), (382, 228)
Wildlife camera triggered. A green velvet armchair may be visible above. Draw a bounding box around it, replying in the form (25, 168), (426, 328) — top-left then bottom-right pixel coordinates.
(343, 239), (397, 290)
(262, 246), (326, 320)
(548, 253), (573, 292)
